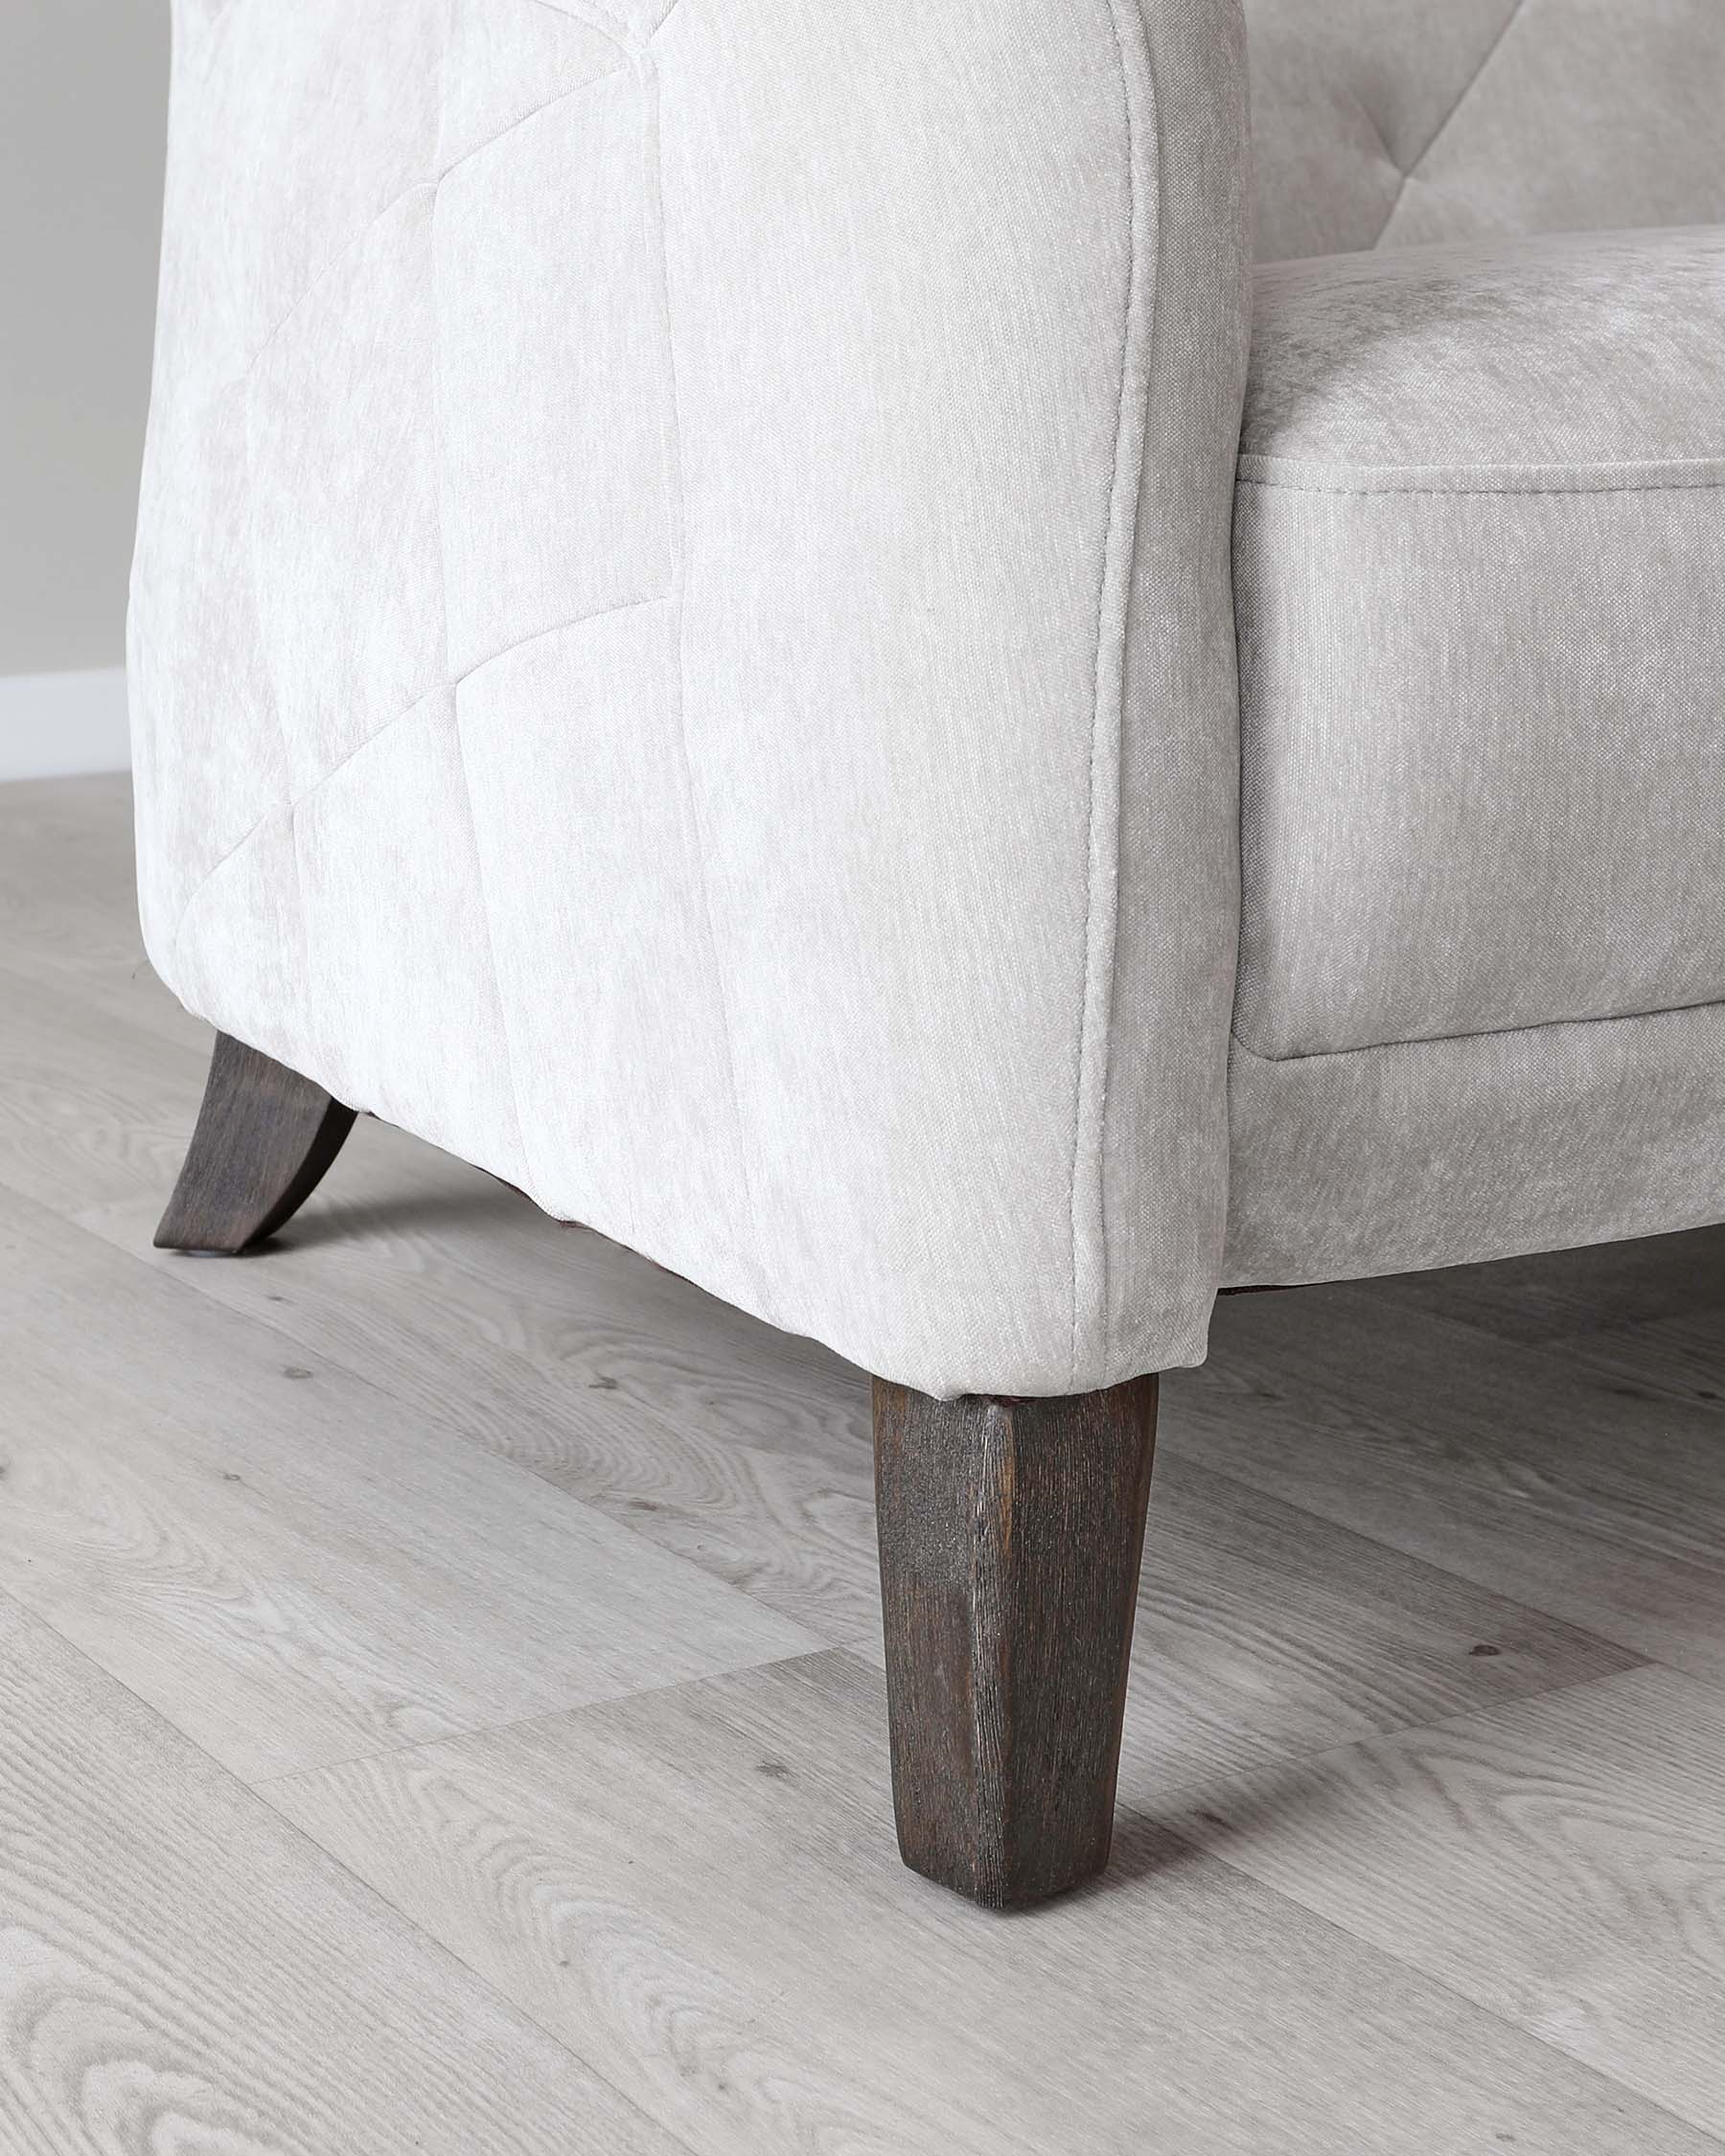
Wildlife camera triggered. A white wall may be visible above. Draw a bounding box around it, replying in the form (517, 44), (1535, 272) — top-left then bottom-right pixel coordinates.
(0, 0), (169, 776)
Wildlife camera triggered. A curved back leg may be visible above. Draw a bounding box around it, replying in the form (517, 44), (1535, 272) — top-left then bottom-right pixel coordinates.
(154, 1033), (356, 1253)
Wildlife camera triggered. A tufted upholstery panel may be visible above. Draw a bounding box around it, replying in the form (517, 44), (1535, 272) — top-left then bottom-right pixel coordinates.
(130, 0), (1253, 1398)
(133, 0), (1725, 1387)
(1247, 0), (1725, 262)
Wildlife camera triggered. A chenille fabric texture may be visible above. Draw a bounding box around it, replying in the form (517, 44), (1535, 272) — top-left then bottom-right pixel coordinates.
(131, 0), (1725, 1395)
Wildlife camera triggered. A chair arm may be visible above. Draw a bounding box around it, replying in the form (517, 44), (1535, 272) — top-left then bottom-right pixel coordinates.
(651, 0), (1252, 1394)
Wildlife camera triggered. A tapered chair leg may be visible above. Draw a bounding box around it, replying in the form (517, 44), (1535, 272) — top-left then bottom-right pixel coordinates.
(873, 1374), (1159, 1908)
(154, 1032), (356, 1253)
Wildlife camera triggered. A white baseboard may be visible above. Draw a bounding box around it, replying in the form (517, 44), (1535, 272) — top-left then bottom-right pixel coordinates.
(0, 665), (130, 782)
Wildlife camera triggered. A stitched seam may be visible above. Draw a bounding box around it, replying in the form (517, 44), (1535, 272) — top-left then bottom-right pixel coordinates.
(454, 593), (669, 688)
(258, 396), (310, 1039)
(169, 692), (444, 947)
(646, 0), (694, 43)
(169, 809), (273, 952)
(241, 184), (434, 393)
(1238, 475), (1725, 498)
(448, 708), (532, 1179)
(1371, 0), (1530, 245)
(1069, 0), (1152, 1390)
(528, 0), (638, 50)
(647, 54), (776, 1320)
(191, 70), (627, 424)
(283, 691), (448, 816)
(1240, 452), (1725, 488)
(427, 172), (531, 1180)
(1231, 991), (1725, 1068)
(163, 23), (632, 1180)
(173, 373), (301, 977)
(438, 57), (631, 175)
(169, 584), (678, 953)
(165, 607), (675, 966)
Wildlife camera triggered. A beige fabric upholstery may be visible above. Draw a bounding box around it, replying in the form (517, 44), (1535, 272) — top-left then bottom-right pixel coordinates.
(1226, 1004), (1725, 1289)
(1232, 227), (1725, 1059)
(130, 0), (1252, 1399)
(130, 1), (1725, 1389)
(1247, 0), (1725, 263)
(1225, 215), (1725, 1293)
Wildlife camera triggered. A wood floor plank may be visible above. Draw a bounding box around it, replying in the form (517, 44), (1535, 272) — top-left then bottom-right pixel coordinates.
(11, 775), (1725, 2153)
(1171, 1286), (1725, 1683)
(80, 1136), (884, 1640)
(0, 772), (144, 972)
(0, 1592), (686, 2156)
(0, 945), (215, 1060)
(1361, 1225), (1725, 1347)
(1158, 1664), (1725, 2142)
(1530, 1306), (1725, 1416)
(1119, 1456), (1641, 1790)
(264, 1651), (1719, 2156)
(0, 970), (211, 1216)
(0, 773), (211, 1054)
(81, 1157), (1641, 1752)
(852, 1452), (1644, 1794)
(80, 1067), (872, 1478)
(1350, 1222), (1725, 1413)
(0, 1184), (817, 1781)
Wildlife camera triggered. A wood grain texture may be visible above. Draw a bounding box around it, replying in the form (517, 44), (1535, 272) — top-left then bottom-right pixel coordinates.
(0, 968), (212, 1214)
(0, 1591), (682, 2156)
(1180, 1285), (1725, 1683)
(0, 1183), (817, 1780)
(264, 1651), (1722, 2156)
(12, 773), (1725, 2150)
(80, 1135), (1659, 1773)
(1552, 1305), (1725, 1413)
(154, 1031), (357, 1252)
(1114, 1455), (1643, 1792)
(87, 1112), (870, 1463)
(1160, 1664), (1725, 2140)
(0, 777), (211, 1052)
(66, 1027), (1645, 1771)
(1351, 1228), (1725, 1415)
(81, 1135), (883, 1642)
(853, 1447), (1644, 1796)
(874, 1377), (1160, 1904)
(1361, 1220), (1725, 1347)
(0, 773), (165, 988)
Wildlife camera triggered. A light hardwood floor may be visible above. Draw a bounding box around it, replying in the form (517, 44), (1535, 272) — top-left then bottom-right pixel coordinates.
(3, 770), (1724, 2154)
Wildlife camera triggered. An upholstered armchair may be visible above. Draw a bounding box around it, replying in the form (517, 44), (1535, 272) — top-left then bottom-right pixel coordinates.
(131, 0), (1725, 1905)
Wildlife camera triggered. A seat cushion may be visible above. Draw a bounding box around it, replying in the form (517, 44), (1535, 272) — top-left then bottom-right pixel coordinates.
(1232, 226), (1725, 1061)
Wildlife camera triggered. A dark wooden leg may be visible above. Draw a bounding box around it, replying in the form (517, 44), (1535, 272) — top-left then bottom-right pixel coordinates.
(154, 1032), (356, 1253)
(872, 1374), (1158, 1908)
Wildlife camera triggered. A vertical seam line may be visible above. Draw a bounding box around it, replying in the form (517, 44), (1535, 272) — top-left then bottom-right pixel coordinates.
(647, 51), (777, 1321)
(429, 171), (532, 1184)
(210, 371), (302, 1008)
(1070, 0), (1157, 1389)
